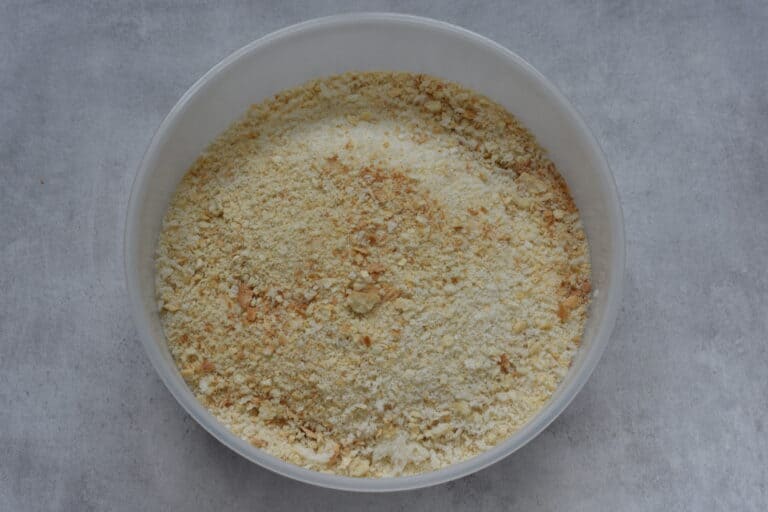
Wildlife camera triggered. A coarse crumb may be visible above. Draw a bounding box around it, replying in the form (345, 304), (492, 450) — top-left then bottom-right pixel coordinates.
(155, 71), (591, 477)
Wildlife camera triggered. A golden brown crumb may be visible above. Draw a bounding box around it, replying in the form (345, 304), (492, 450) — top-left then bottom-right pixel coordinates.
(498, 353), (511, 374)
(558, 294), (582, 321)
(237, 283), (253, 310)
(250, 436), (267, 448)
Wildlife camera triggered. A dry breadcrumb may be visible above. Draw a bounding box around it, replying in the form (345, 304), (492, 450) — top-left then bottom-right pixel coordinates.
(155, 71), (591, 477)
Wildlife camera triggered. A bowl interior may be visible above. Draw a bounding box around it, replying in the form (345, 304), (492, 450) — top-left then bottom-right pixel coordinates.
(126, 14), (623, 492)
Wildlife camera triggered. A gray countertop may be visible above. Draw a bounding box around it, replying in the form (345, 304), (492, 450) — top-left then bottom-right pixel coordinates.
(2, 1), (766, 510)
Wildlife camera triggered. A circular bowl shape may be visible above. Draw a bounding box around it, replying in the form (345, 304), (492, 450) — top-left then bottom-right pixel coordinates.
(125, 13), (624, 492)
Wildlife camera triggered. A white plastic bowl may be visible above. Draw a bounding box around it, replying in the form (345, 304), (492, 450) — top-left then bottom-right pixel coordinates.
(125, 13), (624, 492)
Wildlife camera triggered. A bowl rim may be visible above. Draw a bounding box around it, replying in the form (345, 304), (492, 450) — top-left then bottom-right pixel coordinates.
(125, 12), (625, 492)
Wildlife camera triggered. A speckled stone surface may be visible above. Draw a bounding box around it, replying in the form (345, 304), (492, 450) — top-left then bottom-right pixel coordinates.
(1, 1), (766, 510)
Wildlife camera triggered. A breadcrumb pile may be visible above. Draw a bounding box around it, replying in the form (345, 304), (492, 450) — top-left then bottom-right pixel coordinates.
(155, 72), (591, 477)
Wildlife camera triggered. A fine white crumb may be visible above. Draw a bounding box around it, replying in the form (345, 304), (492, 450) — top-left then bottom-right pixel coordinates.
(155, 71), (591, 477)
